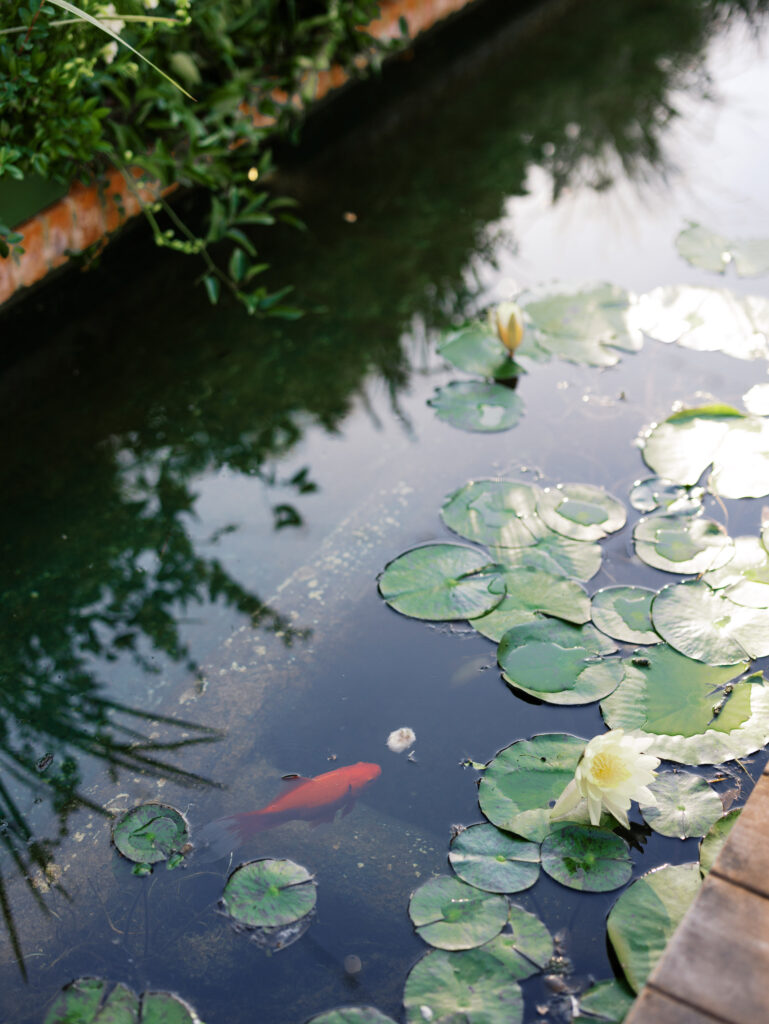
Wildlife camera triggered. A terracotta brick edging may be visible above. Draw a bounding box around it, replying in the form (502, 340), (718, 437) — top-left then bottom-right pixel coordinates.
(0, 0), (476, 309)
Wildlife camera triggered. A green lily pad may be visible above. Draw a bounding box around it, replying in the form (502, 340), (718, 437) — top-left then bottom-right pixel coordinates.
(541, 824), (632, 892)
(537, 484), (626, 542)
(448, 824), (540, 893)
(403, 947), (524, 1024)
(599, 644), (769, 764)
(633, 286), (769, 359)
(441, 479), (545, 549)
(221, 858), (316, 928)
(428, 381), (524, 432)
(408, 875), (508, 951)
(700, 809), (741, 875)
(506, 903), (554, 974)
(498, 620), (621, 705)
(633, 515), (734, 575)
(141, 992), (200, 1024)
(574, 979), (636, 1023)
(478, 733), (585, 842)
(492, 531), (603, 582)
(591, 587), (659, 645)
(607, 863), (702, 993)
(378, 544), (506, 621)
(628, 477), (704, 515)
(44, 982), (200, 1024)
(676, 224), (769, 278)
(437, 323), (523, 380)
(307, 1010), (398, 1024)
(518, 283), (642, 366)
(639, 771), (723, 839)
(651, 580), (769, 663)
(702, 536), (769, 608)
(641, 404), (769, 498)
(112, 804), (189, 867)
(743, 383), (769, 416)
(470, 567), (590, 642)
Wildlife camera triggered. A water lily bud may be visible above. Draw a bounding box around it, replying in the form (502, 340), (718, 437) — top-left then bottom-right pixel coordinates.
(489, 301), (524, 353)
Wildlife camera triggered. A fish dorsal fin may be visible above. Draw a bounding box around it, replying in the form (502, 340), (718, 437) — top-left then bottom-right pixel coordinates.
(279, 773), (311, 791)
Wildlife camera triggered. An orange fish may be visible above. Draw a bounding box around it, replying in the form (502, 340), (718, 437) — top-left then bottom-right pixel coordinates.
(197, 762), (381, 859)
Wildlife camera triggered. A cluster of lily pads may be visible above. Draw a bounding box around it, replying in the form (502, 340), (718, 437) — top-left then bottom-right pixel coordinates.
(429, 279), (769, 432)
(44, 977), (203, 1024)
(371, 371), (769, 1020)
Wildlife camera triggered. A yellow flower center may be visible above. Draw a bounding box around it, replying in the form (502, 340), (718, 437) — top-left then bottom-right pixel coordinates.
(590, 752), (631, 788)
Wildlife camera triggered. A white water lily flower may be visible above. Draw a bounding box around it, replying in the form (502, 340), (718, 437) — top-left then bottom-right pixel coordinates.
(386, 727), (416, 753)
(551, 729), (660, 829)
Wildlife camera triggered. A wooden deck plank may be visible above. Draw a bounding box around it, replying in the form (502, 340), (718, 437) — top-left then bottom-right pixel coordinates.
(625, 987), (730, 1024)
(709, 772), (769, 898)
(643, 874), (769, 1024)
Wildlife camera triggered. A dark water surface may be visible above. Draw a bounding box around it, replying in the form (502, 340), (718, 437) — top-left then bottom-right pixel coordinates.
(2, 0), (769, 1021)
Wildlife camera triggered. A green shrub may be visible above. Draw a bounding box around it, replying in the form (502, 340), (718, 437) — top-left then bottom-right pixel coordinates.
(0, 0), (399, 312)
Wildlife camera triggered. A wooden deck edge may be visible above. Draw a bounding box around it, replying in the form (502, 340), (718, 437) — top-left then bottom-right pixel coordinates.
(624, 766), (769, 1024)
(0, 0), (477, 309)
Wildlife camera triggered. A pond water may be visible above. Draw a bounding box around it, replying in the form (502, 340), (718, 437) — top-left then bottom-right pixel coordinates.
(2, 0), (769, 1021)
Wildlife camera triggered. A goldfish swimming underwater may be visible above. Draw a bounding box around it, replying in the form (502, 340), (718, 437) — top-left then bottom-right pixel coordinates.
(197, 761), (381, 859)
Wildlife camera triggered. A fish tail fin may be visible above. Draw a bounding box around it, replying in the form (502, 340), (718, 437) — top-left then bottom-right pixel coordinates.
(195, 812), (268, 862)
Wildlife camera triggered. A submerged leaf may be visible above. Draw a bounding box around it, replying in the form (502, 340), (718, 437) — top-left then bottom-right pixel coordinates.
(700, 809), (741, 876)
(498, 620), (621, 705)
(428, 381), (524, 432)
(448, 823), (540, 893)
(221, 858), (316, 929)
(408, 875), (508, 950)
(478, 733), (585, 842)
(378, 544), (506, 621)
(541, 824), (632, 892)
(639, 771), (722, 839)
(537, 483), (626, 542)
(591, 587), (659, 645)
(112, 804), (189, 867)
(607, 863), (701, 993)
(600, 644), (769, 765)
(652, 580), (769, 663)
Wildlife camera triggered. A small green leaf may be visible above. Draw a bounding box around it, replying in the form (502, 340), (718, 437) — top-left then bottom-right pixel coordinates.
(222, 858), (316, 929)
(408, 875), (508, 950)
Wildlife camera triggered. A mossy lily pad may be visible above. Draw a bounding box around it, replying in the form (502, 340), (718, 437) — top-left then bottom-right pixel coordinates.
(700, 809), (741, 875)
(378, 544), (506, 621)
(629, 477), (703, 515)
(652, 580), (769, 664)
(518, 282), (642, 366)
(498, 620), (621, 705)
(403, 947), (524, 1024)
(478, 733), (585, 842)
(437, 323), (523, 380)
(634, 286), (769, 358)
(607, 863), (701, 993)
(537, 483), (626, 542)
(639, 771), (723, 839)
(633, 514), (734, 575)
(541, 824), (632, 892)
(448, 824), (540, 893)
(676, 225), (769, 278)
(441, 479), (545, 549)
(112, 804), (189, 870)
(574, 979), (636, 1023)
(408, 875), (508, 950)
(599, 644), (769, 765)
(428, 381), (524, 432)
(44, 980), (201, 1024)
(307, 1010), (398, 1024)
(470, 567), (590, 642)
(591, 587), (659, 645)
(221, 858), (316, 929)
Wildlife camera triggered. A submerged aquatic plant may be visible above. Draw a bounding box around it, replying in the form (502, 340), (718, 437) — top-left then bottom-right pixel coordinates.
(551, 729), (660, 828)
